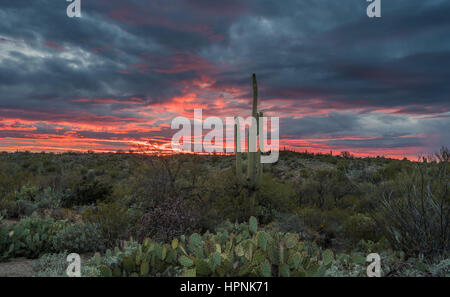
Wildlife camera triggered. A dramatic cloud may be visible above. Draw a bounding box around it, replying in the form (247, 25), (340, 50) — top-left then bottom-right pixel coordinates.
(0, 0), (449, 158)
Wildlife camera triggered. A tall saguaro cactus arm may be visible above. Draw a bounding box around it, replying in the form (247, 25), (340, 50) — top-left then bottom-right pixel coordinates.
(252, 73), (258, 117)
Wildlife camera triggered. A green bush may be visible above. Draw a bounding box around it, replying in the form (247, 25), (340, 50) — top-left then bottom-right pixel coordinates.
(51, 223), (106, 254)
(342, 214), (378, 245)
(270, 214), (314, 241)
(33, 253), (69, 277)
(0, 186), (62, 218)
(196, 171), (295, 228)
(82, 201), (133, 246)
(62, 173), (112, 207)
(34, 187), (61, 210)
(0, 197), (17, 218)
(370, 148), (450, 258)
(190, 168), (250, 228)
(295, 207), (359, 248)
(13, 199), (37, 217)
(14, 185), (39, 201)
(133, 197), (199, 243)
(297, 207), (326, 229)
(256, 175), (295, 224)
(1, 185), (40, 218)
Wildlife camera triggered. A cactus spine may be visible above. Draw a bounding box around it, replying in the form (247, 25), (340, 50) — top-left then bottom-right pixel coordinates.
(235, 74), (263, 213)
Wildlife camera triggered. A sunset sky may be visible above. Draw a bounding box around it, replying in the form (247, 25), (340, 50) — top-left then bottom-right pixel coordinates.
(0, 0), (449, 159)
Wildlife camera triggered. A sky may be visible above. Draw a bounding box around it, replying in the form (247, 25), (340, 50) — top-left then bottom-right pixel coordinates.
(0, 0), (449, 159)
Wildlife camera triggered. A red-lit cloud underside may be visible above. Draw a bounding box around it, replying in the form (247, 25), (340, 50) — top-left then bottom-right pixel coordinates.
(0, 86), (443, 160)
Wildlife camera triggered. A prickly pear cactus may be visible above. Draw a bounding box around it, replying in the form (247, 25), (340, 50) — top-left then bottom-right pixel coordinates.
(87, 216), (343, 277)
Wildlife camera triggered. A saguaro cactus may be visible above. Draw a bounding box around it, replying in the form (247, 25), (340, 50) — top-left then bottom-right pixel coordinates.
(234, 74), (264, 213)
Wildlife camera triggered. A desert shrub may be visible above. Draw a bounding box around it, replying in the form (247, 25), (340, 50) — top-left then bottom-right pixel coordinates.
(297, 207), (350, 232)
(296, 207), (323, 229)
(188, 168), (250, 229)
(34, 187), (61, 210)
(0, 172), (17, 199)
(299, 168), (309, 179)
(128, 155), (195, 210)
(44, 207), (81, 223)
(14, 199), (37, 217)
(297, 171), (333, 209)
(342, 214), (378, 245)
(339, 195), (360, 210)
(207, 191), (251, 226)
(62, 172), (112, 207)
(33, 253), (68, 277)
(296, 207), (360, 248)
(328, 171), (354, 207)
(197, 171), (295, 227)
(0, 197), (17, 218)
(297, 170), (354, 210)
(14, 185), (40, 201)
(51, 223), (106, 253)
(356, 238), (390, 255)
(371, 147), (449, 259)
(271, 214), (315, 242)
(0, 198), (34, 218)
(132, 197), (200, 243)
(1, 186), (63, 218)
(255, 175), (295, 224)
(428, 258), (450, 277)
(377, 160), (411, 180)
(82, 201), (134, 246)
(1, 185), (40, 218)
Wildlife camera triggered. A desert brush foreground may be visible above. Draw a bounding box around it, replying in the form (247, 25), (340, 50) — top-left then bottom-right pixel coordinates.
(0, 148), (449, 277)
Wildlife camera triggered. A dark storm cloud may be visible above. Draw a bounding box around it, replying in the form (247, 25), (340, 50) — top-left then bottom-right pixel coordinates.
(0, 0), (449, 153)
(207, 0), (450, 109)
